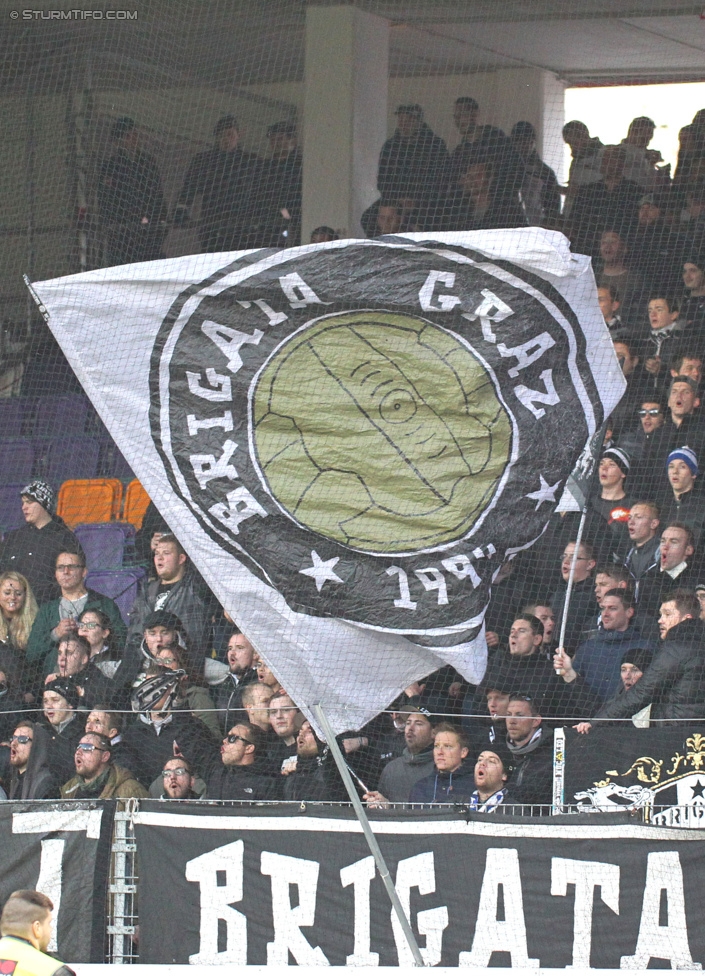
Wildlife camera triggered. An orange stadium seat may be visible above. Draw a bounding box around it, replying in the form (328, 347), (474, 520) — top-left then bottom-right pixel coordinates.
(123, 479), (150, 530)
(57, 478), (123, 528)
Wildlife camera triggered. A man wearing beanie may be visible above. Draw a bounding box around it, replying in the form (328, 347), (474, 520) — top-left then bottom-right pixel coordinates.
(40, 677), (84, 780)
(660, 447), (705, 545)
(619, 648), (654, 727)
(0, 481), (81, 604)
(469, 748), (512, 812)
(587, 448), (634, 561)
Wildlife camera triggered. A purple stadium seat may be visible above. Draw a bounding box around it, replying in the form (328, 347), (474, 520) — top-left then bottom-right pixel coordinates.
(0, 484), (25, 534)
(35, 394), (89, 436)
(0, 438), (34, 485)
(0, 400), (25, 437)
(74, 522), (136, 572)
(86, 567), (146, 624)
(46, 436), (99, 484)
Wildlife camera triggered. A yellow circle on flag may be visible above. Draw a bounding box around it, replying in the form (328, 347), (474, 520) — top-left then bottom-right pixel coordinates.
(252, 310), (511, 554)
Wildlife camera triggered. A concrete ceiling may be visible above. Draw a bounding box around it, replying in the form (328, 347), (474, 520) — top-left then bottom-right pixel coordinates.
(0, 0), (702, 92)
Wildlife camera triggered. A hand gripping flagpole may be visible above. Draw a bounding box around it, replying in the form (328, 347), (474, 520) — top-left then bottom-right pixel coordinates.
(556, 507), (588, 655)
(556, 424), (608, 661)
(312, 703), (426, 967)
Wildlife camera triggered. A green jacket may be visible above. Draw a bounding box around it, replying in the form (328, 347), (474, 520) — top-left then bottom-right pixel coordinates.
(60, 763), (148, 800)
(26, 588), (127, 672)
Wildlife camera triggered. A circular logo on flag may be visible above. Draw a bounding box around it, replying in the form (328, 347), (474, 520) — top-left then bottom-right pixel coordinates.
(151, 241), (601, 634)
(251, 310), (511, 554)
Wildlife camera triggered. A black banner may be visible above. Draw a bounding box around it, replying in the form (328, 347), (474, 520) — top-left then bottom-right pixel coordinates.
(0, 801), (114, 963)
(135, 801), (705, 968)
(558, 727), (705, 826)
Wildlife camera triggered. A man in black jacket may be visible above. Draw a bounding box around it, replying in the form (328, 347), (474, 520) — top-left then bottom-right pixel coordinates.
(638, 522), (697, 615)
(377, 105), (449, 212)
(213, 629), (259, 733)
(174, 115), (261, 252)
(660, 448), (705, 546)
(8, 721), (58, 800)
(283, 720), (346, 802)
(49, 635), (113, 711)
(624, 502), (661, 603)
(550, 541), (598, 652)
(576, 589), (705, 732)
(198, 721), (278, 801)
(504, 696), (554, 806)
(98, 116), (167, 265)
(0, 481), (81, 605)
(475, 615), (599, 720)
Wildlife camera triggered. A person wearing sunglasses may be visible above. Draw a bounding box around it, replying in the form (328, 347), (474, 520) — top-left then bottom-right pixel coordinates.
(182, 721), (279, 801)
(7, 721), (58, 800)
(60, 732), (147, 801)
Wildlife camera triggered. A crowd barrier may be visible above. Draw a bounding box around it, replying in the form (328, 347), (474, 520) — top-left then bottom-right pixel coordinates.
(2, 780), (705, 968)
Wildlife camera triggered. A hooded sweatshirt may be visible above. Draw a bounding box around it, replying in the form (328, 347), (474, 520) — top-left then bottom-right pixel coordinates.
(377, 745), (434, 802)
(409, 762), (475, 804)
(9, 724), (59, 800)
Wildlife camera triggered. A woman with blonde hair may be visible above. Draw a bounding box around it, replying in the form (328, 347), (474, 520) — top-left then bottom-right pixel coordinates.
(0, 571), (38, 690)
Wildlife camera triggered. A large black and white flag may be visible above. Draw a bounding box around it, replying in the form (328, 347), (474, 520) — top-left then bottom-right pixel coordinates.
(29, 230), (624, 730)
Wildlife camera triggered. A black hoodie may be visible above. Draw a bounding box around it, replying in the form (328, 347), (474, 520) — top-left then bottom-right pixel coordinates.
(9, 724), (59, 799)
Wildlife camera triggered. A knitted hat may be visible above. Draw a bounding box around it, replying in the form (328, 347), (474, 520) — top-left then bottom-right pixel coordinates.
(620, 647), (654, 673)
(667, 446), (699, 476)
(21, 480), (56, 515)
(44, 677), (80, 710)
(476, 742), (515, 775)
(602, 447), (631, 476)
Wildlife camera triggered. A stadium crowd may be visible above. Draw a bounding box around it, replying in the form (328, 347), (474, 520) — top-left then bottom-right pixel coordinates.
(1, 96), (705, 813)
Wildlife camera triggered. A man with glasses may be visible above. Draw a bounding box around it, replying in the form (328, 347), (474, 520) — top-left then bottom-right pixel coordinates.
(185, 721), (278, 801)
(26, 550), (125, 677)
(160, 757), (200, 800)
(60, 732), (147, 800)
(8, 721), (58, 799)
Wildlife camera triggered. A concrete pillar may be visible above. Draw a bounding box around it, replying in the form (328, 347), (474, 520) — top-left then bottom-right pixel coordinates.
(302, 6), (388, 242)
(538, 71), (567, 185)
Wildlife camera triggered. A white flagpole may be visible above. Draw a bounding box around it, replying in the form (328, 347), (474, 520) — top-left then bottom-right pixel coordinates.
(312, 703), (426, 967)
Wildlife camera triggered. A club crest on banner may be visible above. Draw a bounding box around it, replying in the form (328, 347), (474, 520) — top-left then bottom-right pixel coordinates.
(573, 733), (705, 826)
(150, 240), (604, 636)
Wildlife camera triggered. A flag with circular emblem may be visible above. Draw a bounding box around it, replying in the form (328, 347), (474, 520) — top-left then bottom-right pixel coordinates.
(28, 229), (625, 731)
